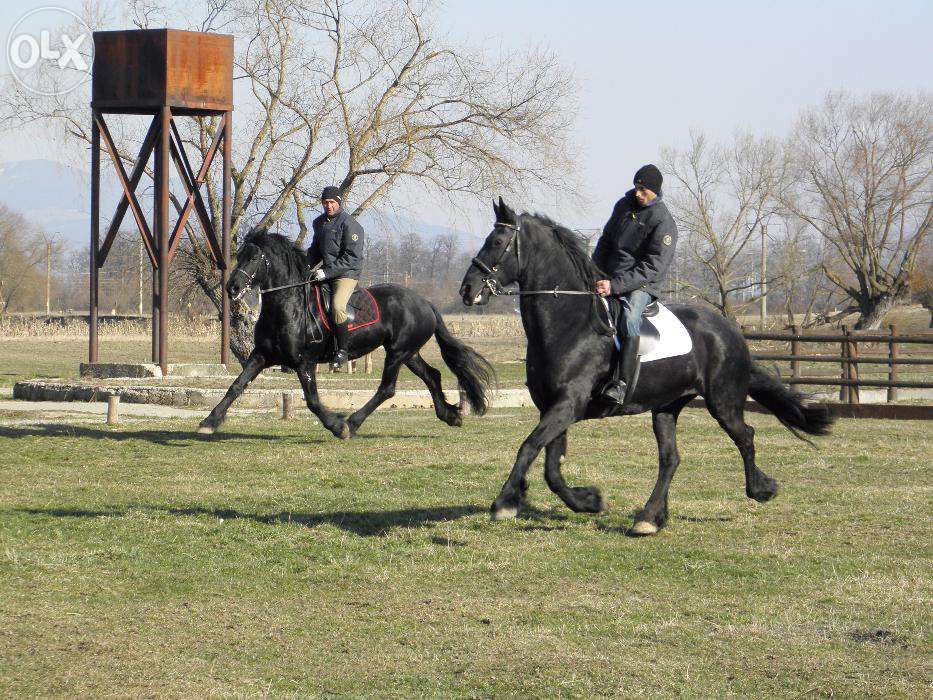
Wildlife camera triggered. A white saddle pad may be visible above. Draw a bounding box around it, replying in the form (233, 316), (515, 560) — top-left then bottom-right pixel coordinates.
(613, 301), (693, 363)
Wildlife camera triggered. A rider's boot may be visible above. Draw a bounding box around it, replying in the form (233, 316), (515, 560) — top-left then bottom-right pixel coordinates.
(601, 335), (640, 406)
(330, 321), (350, 371)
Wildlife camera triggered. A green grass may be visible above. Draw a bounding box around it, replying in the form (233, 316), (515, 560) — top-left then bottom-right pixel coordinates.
(0, 407), (929, 696)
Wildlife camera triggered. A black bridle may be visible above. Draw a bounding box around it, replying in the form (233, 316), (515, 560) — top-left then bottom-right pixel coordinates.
(230, 243), (328, 343)
(469, 221), (615, 335)
(232, 244), (325, 298)
(231, 247), (272, 301)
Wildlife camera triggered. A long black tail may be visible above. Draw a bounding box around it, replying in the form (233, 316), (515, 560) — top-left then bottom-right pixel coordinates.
(432, 307), (496, 415)
(749, 363), (835, 442)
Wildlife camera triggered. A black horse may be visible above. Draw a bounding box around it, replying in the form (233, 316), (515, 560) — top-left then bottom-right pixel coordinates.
(459, 199), (833, 534)
(199, 231), (493, 439)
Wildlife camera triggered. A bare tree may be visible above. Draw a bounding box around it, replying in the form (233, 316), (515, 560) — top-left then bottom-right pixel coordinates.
(781, 91), (932, 329)
(662, 131), (784, 317)
(2, 0), (577, 362)
(0, 204), (66, 313)
(767, 215), (847, 327)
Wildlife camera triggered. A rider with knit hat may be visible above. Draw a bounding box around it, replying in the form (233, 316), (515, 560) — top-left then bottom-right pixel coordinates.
(307, 186), (365, 370)
(592, 164), (678, 406)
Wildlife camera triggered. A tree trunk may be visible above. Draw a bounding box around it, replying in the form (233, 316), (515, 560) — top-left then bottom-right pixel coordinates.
(854, 294), (898, 330)
(190, 262), (256, 367)
(228, 301), (258, 365)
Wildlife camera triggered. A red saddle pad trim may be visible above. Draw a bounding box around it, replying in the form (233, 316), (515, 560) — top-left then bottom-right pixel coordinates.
(313, 286), (381, 332)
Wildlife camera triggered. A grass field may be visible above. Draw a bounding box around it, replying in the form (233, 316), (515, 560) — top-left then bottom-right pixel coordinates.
(0, 407), (929, 696)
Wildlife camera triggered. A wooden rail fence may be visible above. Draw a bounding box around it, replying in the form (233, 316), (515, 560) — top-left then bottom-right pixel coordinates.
(741, 324), (933, 413)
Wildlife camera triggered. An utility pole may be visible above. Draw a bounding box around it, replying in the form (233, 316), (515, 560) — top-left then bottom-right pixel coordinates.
(138, 239), (144, 316)
(46, 240), (52, 316)
(760, 223), (767, 330)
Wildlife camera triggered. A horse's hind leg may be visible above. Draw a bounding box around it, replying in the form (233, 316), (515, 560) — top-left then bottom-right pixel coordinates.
(342, 349), (409, 438)
(198, 351), (267, 435)
(632, 396), (693, 535)
(706, 392), (778, 503)
(543, 431), (605, 514)
(405, 353), (462, 427)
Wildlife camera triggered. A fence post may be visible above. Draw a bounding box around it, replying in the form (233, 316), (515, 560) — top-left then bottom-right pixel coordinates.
(839, 326), (849, 403)
(887, 324), (898, 403)
(849, 332), (859, 404)
(106, 395), (120, 425)
(790, 324), (800, 378)
(281, 392), (294, 420)
(364, 352), (373, 374)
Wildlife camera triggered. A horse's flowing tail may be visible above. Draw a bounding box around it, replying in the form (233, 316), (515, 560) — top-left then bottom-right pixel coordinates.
(432, 307), (496, 415)
(748, 363), (835, 442)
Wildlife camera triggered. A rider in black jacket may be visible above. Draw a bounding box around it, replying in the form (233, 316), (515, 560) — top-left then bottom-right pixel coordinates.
(592, 164), (678, 405)
(307, 186), (365, 370)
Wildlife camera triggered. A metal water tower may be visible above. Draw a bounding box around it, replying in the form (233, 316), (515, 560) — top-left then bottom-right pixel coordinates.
(89, 29), (233, 373)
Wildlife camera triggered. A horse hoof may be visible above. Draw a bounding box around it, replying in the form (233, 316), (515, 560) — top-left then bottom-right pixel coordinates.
(197, 425), (215, 435)
(631, 520), (659, 536)
(339, 423), (351, 440)
(491, 505), (518, 521)
(748, 479), (779, 503)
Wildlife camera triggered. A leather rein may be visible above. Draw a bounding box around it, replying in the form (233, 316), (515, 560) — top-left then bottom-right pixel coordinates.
(470, 222), (615, 335)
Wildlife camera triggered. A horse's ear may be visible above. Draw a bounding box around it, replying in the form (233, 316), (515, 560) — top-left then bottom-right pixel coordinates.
(492, 198), (501, 220)
(498, 197), (516, 224)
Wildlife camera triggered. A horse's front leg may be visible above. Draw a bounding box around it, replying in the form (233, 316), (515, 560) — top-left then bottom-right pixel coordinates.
(296, 363), (350, 439)
(491, 400), (581, 520)
(198, 351), (268, 434)
(543, 431), (606, 514)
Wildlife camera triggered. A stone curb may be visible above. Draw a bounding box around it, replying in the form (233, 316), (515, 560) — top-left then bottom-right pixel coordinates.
(12, 379), (535, 411)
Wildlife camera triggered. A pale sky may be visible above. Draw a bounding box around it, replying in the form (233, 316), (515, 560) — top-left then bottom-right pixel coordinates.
(1, 0), (931, 232)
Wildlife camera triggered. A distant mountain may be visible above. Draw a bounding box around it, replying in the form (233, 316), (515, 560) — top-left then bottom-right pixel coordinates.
(0, 159), (122, 245)
(0, 158), (474, 248)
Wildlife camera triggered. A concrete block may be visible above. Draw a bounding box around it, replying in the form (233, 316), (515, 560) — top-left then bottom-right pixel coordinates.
(80, 362), (162, 379)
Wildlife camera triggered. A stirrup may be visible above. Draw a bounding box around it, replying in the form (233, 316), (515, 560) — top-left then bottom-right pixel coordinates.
(330, 350), (348, 371)
(600, 379), (628, 405)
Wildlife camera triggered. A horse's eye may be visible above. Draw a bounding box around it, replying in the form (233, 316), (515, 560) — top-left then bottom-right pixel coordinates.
(492, 239), (502, 247)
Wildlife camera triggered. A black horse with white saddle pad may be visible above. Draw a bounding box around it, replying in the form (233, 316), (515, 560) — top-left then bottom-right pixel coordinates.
(460, 199), (833, 535)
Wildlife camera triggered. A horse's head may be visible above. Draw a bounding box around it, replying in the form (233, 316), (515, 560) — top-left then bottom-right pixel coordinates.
(226, 235), (272, 302)
(460, 197), (522, 306)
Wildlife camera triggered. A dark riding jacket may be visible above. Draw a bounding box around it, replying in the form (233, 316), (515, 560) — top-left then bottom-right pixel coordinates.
(592, 189), (677, 298)
(308, 208), (365, 280)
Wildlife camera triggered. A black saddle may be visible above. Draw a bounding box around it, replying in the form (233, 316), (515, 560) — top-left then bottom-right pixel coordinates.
(316, 282), (356, 324)
(312, 283), (381, 331)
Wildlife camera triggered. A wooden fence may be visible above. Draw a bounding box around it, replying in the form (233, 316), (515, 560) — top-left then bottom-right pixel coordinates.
(741, 325), (933, 409)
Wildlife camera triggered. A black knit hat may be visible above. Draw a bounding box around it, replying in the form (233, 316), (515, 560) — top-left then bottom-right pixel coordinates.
(633, 164), (663, 194)
(320, 186), (342, 203)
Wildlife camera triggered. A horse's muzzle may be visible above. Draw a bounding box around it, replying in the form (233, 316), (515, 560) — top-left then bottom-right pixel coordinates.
(460, 282), (489, 307)
(226, 278), (246, 301)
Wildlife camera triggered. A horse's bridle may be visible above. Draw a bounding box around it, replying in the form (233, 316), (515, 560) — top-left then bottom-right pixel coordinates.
(231, 246), (271, 301)
(468, 219), (615, 335)
(470, 221), (521, 295)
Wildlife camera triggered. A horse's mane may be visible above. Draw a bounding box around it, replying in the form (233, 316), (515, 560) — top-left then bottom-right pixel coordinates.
(520, 212), (603, 286)
(241, 230), (308, 279)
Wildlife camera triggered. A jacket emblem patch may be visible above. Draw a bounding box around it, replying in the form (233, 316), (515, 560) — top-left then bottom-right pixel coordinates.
(662, 234), (673, 246)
